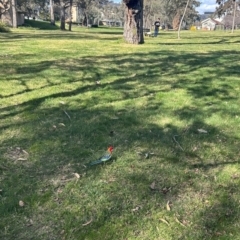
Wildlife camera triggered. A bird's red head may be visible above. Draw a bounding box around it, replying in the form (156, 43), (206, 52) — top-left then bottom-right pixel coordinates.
(108, 146), (114, 153)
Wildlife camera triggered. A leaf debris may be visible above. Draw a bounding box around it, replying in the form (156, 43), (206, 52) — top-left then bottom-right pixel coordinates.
(82, 218), (93, 226)
(159, 218), (170, 226)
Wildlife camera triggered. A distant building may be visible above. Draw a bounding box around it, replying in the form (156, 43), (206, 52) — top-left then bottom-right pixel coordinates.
(201, 18), (223, 30)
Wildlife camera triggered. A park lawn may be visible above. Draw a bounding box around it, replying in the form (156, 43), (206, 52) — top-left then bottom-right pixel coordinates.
(0, 21), (240, 240)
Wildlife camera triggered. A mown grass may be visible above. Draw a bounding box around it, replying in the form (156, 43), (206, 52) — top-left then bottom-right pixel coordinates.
(0, 21), (240, 240)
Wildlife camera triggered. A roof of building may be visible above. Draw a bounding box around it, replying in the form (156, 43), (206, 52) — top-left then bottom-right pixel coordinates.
(201, 18), (223, 25)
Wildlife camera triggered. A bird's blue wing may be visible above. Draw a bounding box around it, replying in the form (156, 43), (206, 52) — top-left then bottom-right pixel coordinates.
(88, 153), (112, 166)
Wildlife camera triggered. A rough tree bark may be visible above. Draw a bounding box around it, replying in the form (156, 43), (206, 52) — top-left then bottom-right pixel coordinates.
(68, 0), (73, 31)
(231, 0), (237, 33)
(172, 11), (181, 30)
(60, 0), (66, 30)
(11, 0), (17, 27)
(123, 0), (144, 44)
(49, 0), (55, 25)
(0, 0), (10, 20)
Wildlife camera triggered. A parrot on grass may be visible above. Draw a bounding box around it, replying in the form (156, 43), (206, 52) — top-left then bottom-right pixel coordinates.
(88, 146), (114, 166)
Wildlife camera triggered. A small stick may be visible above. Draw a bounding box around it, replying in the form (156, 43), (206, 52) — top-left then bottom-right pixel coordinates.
(16, 158), (28, 161)
(82, 218), (93, 226)
(173, 135), (184, 151)
(63, 110), (71, 121)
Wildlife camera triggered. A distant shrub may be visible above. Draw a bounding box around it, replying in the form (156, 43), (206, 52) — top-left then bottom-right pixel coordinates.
(0, 21), (11, 32)
(190, 26), (197, 31)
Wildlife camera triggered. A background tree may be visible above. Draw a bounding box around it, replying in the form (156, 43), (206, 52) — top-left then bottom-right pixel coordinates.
(178, 0), (190, 39)
(49, 0), (55, 25)
(123, 0), (144, 44)
(59, 0), (67, 30)
(162, 0), (200, 30)
(231, 0), (237, 32)
(216, 0), (240, 33)
(143, 0), (163, 29)
(76, 0), (95, 26)
(0, 0), (10, 20)
(68, 0), (72, 30)
(11, 0), (17, 27)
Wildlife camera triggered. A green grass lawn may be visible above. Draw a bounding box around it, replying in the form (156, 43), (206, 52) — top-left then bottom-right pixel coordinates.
(0, 21), (240, 240)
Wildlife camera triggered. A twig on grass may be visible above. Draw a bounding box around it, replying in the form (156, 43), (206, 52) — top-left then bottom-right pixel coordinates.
(14, 158), (28, 163)
(82, 218), (93, 226)
(172, 135), (184, 151)
(63, 110), (71, 121)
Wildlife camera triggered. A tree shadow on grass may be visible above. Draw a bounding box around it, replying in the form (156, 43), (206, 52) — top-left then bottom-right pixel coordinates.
(0, 30), (123, 42)
(0, 47), (240, 239)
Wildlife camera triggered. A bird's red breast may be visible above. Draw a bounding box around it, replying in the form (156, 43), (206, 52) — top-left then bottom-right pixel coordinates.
(108, 146), (114, 153)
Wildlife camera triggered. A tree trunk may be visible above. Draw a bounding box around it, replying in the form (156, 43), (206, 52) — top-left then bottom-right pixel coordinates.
(11, 0), (17, 28)
(172, 12), (181, 30)
(60, 0), (65, 30)
(68, 0), (73, 31)
(123, 0), (144, 44)
(231, 0), (237, 34)
(83, 12), (88, 26)
(50, 0), (55, 25)
(0, 0), (10, 20)
(178, 0), (190, 39)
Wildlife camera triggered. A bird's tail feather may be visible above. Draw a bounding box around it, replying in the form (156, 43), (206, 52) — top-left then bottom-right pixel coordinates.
(88, 159), (102, 166)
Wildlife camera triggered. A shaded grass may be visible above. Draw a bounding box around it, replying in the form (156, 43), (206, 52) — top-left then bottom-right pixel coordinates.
(0, 23), (240, 239)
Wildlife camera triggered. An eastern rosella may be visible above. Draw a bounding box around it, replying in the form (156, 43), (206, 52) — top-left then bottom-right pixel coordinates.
(88, 146), (114, 166)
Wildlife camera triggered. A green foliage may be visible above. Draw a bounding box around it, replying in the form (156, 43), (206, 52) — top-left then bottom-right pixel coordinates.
(143, 0), (200, 29)
(0, 27), (240, 239)
(216, 0), (240, 16)
(0, 21), (11, 32)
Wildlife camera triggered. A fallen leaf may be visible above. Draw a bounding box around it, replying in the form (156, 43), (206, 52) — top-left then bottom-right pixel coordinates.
(17, 158), (27, 161)
(19, 200), (25, 207)
(59, 123), (65, 127)
(22, 150), (29, 155)
(82, 218), (93, 226)
(150, 181), (156, 190)
(159, 218), (169, 226)
(231, 174), (239, 179)
(26, 219), (33, 227)
(175, 217), (185, 227)
(166, 201), (171, 211)
(59, 101), (66, 105)
(130, 73), (137, 77)
(192, 146), (198, 152)
(74, 173), (80, 179)
(132, 206), (141, 212)
(162, 187), (171, 194)
(197, 129), (208, 134)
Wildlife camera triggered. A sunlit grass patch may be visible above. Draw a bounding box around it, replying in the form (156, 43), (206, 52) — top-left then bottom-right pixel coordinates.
(0, 24), (240, 239)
